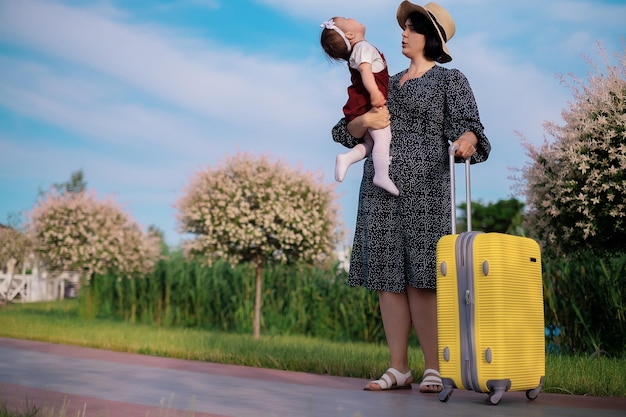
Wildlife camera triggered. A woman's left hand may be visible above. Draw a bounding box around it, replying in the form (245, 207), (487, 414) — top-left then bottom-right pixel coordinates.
(452, 132), (478, 159)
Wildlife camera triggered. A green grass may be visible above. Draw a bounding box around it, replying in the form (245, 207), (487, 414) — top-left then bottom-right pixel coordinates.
(1, 300), (625, 401)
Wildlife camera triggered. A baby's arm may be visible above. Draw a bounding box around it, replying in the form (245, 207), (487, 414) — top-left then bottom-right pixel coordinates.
(358, 62), (386, 108)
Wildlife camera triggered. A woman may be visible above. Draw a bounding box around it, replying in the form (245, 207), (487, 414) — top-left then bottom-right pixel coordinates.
(332, 1), (491, 393)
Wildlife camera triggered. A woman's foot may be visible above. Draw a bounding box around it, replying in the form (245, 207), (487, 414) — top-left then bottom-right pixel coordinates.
(419, 368), (443, 393)
(364, 368), (413, 391)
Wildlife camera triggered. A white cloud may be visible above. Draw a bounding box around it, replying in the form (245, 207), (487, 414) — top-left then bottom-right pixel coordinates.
(0, 0), (341, 132)
(0, 58), (212, 153)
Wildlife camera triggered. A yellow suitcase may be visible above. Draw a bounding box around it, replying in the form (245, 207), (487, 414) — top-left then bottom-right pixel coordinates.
(436, 147), (545, 405)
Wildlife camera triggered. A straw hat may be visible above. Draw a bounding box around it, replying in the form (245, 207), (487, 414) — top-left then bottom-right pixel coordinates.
(396, 1), (456, 63)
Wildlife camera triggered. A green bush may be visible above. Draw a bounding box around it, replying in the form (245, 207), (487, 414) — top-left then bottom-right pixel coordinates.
(543, 252), (626, 356)
(514, 44), (626, 258)
(83, 252), (385, 343)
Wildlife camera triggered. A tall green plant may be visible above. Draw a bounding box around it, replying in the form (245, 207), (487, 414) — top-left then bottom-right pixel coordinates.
(85, 256), (386, 343)
(543, 252), (626, 356)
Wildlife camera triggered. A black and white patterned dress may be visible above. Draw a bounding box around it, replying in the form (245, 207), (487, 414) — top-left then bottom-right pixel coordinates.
(332, 65), (491, 293)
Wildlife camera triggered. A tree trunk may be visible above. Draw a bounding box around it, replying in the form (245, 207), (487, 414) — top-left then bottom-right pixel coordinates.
(253, 257), (263, 340)
(1, 258), (17, 306)
(81, 274), (96, 320)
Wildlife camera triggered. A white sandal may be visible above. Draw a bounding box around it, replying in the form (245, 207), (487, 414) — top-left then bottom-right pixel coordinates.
(419, 368), (443, 393)
(364, 367), (413, 391)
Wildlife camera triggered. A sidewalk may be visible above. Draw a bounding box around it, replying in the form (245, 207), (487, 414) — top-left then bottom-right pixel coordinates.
(1, 337), (625, 417)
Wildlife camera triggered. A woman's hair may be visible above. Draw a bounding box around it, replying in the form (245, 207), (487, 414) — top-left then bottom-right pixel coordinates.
(320, 26), (351, 61)
(407, 11), (444, 62)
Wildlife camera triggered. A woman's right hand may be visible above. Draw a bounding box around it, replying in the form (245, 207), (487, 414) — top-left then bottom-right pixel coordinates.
(347, 106), (390, 138)
(365, 106), (390, 129)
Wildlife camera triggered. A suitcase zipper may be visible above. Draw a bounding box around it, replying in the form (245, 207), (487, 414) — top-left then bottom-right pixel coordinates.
(457, 231), (480, 392)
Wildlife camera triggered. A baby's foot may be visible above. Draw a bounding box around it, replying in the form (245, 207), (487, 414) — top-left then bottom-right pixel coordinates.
(335, 154), (350, 182)
(373, 175), (400, 196)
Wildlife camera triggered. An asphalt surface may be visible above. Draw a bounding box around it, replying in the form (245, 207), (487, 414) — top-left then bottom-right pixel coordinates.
(1, 337), (625, 417)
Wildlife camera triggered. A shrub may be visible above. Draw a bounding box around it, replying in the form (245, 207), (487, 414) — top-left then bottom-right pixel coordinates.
(512, 43), (625, 357)
(27, 189), (162, 280)
(514, 43), (626, 256)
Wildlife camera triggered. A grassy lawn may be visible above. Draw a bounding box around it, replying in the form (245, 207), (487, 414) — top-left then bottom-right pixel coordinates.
(1, 299), (624, 403)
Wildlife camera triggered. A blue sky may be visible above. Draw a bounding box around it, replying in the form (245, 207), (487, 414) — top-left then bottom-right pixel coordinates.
(0, 0), (624, 247)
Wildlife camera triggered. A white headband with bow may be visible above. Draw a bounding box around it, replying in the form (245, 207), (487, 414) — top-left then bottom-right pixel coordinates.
(320, 19), (352, 52)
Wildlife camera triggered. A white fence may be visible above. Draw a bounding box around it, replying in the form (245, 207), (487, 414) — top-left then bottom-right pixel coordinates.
(0, 259), (80, 303)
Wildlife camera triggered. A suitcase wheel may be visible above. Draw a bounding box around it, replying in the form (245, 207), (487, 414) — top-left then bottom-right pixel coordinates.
(525, 388), (540, 401)
(438, 386), (453, 403)
(487, 390), (504, 405)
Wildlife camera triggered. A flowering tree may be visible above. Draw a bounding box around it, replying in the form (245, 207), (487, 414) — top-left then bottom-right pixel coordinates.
(176, 151), (342, 339)
(27, 190), (162, 281)
(0, 225), (32, 271)
(514, 44), (626, 256)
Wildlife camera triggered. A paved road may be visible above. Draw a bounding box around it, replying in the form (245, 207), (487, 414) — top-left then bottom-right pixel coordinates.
(1, 337), (625, 417)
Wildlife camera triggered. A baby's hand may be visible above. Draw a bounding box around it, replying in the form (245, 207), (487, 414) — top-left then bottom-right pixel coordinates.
(370, 91), (386, 108)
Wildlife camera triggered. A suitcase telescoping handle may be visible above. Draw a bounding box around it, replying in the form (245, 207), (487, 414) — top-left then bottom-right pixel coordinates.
(448, 144), (472, 234)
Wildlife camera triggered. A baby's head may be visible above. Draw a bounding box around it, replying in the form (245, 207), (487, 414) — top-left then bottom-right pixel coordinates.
(320, 17), (363, 61)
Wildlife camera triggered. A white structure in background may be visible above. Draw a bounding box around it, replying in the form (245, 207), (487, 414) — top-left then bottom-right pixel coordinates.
(336, 246), (351, 273)
(0, 255), (80, 303)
